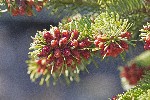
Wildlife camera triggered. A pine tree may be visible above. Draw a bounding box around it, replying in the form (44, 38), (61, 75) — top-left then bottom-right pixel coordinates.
(0, 0), (150, 99)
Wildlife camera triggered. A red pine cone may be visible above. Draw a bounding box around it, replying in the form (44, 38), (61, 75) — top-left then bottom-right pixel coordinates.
(36, 29), (92, 74)
(54, 48), (62, 58)
(11, 7), (19, 16)
(43, 32), (53, 40)
(140, 23), (150, 50)
(94, 32), (130, 58)
(70, 39), (78, 48)
(36, 59), (47, 74)
(144, 25), (150, 31)
(120, 64), (149, 85)
(111, 96), (118, 100)
(6, 0), (47, 16)
(144, 36), (150, 50)
(100, 41), (128, 57)
(144, 43), (150, 50)
(72, 30), (79, 39)
(120, 32), (131, 39)
(51, 40), (59, 48)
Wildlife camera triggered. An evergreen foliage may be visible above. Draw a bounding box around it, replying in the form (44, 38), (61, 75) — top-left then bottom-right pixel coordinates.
(0, 0), (150, 99)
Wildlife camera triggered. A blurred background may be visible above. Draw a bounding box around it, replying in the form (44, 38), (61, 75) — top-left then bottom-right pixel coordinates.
(0, 9), (145, 100)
